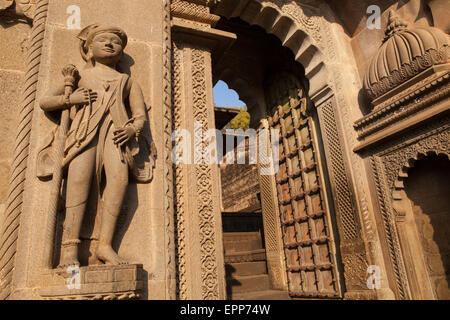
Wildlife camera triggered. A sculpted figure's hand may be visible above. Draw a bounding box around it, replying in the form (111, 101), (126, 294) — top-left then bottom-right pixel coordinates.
(113, 125), (136, 147)
(69, 87), (98, 106)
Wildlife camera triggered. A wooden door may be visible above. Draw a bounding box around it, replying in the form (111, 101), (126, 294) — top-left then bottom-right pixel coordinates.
(265, 72), (340, 298)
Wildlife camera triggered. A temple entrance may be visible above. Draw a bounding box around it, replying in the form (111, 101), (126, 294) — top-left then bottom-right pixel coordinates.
(217, 121), (286, 299)
(214, 18), (341, 299)
(403, 155), (450, 299)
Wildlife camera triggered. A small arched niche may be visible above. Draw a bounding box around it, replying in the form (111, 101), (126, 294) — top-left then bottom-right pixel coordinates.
(395, 154), (450, 299)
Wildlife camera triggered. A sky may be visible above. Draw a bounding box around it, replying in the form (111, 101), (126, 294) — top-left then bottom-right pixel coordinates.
(213, 80), (245, 108)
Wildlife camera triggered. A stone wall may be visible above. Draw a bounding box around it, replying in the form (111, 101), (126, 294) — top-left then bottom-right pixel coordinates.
(0, 22), (30, 217)
(219, 134), (261, 213)
(220, 163), (260, 213)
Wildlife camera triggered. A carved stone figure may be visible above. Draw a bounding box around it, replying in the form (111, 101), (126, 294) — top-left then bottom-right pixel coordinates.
(0, 0), (35, 20)
(38, 25), (155, 267)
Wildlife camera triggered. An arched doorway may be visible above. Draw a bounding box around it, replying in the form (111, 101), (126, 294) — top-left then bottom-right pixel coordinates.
(214, 17), (342, 299)
(402, 155), (450, 299)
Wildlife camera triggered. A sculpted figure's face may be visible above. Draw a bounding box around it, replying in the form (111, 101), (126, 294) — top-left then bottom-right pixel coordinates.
(90, 32), (123, 63)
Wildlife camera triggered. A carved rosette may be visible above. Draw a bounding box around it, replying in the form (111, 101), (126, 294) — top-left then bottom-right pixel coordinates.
(342, 253), (368, 290)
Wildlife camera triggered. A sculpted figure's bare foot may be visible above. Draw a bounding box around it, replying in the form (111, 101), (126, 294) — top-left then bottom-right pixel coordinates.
(97, 244), (128, 265)
(58, 245), (80, 269)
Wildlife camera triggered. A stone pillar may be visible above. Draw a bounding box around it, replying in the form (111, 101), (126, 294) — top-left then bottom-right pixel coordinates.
(257, 119), (287, 290)
(313, 88), (394, 299)
(171, 0), (235, 299)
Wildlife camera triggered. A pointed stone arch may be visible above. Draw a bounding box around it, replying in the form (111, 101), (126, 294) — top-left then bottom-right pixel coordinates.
(388, 150), (450, 299)
(212, 0), (328, 101)
(392, 151), (450, 216)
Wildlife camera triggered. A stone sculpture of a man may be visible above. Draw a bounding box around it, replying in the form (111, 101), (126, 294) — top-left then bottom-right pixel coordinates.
(38, 25), (154, 267)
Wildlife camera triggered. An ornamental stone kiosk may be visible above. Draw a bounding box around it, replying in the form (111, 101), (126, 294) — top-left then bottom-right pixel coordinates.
(355, 11), (450, 300)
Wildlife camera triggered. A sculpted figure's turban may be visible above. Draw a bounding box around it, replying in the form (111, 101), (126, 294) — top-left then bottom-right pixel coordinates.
(77, 24), (128, 61)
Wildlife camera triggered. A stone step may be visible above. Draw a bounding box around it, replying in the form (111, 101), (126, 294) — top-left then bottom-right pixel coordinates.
(224, 249), (266, 263)
(223, 231), (261, 241)
(226, 261), (268, 277)
(223, 238), (263, 253)
(227, 274), (271, 294)
(223, 231), (264, 253)
(232, 290), (291, 300)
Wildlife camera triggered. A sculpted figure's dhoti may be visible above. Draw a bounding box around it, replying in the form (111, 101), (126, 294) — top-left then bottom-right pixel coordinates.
(38, 25), (155, 266)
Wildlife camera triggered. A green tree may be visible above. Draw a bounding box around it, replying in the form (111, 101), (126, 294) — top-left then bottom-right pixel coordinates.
(228, 107), (250, 130)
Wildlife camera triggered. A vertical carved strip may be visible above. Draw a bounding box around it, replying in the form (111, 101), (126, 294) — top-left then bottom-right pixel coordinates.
(0, 0), (49, 300)
(371, 156), (407, 299)
(318, 98), (374, 296)
(172, 42), (187, 299)
(320, 100), (359, 241)
(163, 0), (176, 300)
(191, 48), (219, 299)
(258, 119), (287, 290)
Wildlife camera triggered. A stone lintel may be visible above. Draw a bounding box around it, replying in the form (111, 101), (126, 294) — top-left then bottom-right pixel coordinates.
(354, 64), (450, 153)
(354, 99), (450, 152)
(171, 0), (221, 26)
(310, 84), (334, 108)
(172, 17), (236, 66)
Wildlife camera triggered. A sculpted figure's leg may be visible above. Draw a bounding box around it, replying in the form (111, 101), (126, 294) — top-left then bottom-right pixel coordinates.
(97, 131), (129, 265)
(60, 142), (97, 268)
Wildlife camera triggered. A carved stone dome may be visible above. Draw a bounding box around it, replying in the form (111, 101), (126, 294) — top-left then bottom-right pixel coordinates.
(364, 11), (450, 101)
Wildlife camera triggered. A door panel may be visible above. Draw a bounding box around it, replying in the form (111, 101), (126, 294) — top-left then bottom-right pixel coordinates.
(265, 72), (340, 298)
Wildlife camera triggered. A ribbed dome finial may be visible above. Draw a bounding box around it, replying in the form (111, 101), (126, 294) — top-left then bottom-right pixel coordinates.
(363, 10), (449, 104)
(383, 10), (408, 42)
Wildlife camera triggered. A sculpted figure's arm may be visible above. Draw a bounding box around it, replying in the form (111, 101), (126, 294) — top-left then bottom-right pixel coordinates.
(113, 78), (147, 146)
(129, 79), (147, 134)
(40, 83), (97, 112)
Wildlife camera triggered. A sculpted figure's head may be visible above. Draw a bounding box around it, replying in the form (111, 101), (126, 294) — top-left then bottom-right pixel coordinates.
(78, 24), (128, 68)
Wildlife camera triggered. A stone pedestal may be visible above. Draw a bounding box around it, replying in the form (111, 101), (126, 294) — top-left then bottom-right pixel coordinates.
(39, 264), (143, 300)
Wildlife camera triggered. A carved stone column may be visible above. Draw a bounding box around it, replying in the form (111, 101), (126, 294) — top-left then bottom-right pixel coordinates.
(313, 89), (379, 300)
(257, 119), (288, 291)
(171, 0), (235, 299)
